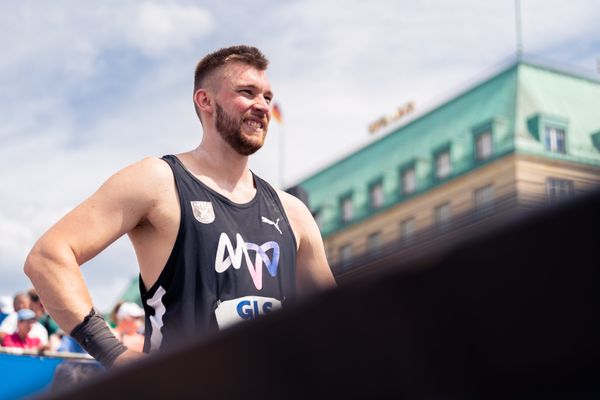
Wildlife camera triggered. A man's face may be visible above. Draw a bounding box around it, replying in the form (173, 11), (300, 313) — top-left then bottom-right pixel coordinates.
(215, 102), (263, 156)
(17, 319), (34, 337)
(14, 296), (30, 312)
(212, 62), (273, 156)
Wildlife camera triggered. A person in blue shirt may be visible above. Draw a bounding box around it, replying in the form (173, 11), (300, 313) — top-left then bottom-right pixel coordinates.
(0, 296), (13, 325)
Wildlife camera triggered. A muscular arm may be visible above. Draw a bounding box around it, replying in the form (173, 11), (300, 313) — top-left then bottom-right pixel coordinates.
(23, 158), (164, 334)
(278, 191), (336, 296)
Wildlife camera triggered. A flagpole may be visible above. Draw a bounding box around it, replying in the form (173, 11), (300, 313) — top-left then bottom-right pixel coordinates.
(515, 0), (523, 59)
(272, 103), (285, 189)
(279, 122), (285, 188)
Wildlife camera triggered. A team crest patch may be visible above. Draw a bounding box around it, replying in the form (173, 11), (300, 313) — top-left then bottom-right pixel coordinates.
(191, 201), (215, 224)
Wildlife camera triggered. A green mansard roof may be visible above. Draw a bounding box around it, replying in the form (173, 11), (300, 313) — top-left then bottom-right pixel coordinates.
(298, 58), (600, 236)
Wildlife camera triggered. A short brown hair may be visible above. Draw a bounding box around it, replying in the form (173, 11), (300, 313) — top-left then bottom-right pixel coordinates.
(194, 45), (269, 95)
(27, 288), (40, 303)
(192, 46), (268, 123)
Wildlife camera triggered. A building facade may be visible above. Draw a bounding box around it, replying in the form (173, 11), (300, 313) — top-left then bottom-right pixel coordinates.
(296, 59), (600, 273)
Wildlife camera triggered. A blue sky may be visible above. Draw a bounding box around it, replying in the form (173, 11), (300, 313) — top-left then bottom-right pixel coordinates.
(1, 0), (599, 311)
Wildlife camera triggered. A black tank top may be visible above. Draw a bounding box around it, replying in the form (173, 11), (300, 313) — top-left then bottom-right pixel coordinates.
(140, 155), (297, 353)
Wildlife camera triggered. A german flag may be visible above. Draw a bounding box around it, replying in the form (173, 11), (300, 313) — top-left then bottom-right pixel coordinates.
(271, 102), (283, 123)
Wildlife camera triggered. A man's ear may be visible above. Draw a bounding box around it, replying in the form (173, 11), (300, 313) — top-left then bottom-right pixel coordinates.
(194, 89), (213, 114)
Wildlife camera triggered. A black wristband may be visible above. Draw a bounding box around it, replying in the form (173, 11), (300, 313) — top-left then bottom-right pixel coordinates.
(70, 308), (128, 370)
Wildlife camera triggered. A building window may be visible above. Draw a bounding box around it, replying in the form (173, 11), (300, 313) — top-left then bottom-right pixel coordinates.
(401, 167), (416, 195)
(592, 130), (600, 152)
(544, 126), (566, 154)
(527, 114), (569, 153)
(475, 131), (493, 160)
(340, 195), (353, 223)
(435, 202), (452, 230)
(435, 150), (451, 179)
(400, 217), (415, 242)
(474, 185), (495, 216)
(367, 231), (383, 256)
(546, 178), (574, 203)
(369, 181), (384, 209)
(340, 244), (352, 268)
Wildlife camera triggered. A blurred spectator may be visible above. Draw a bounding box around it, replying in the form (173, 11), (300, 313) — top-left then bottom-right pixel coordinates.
(0, 296), (13, 325)
(55, 329), (86, 354)
(1, 309), (44, 350)
(109, 300), (125, 328)
(28, 288), (60, 337)
(112, 302), (145, 352)
(13, 292), (28, 310)
(0, 292), (48, 345)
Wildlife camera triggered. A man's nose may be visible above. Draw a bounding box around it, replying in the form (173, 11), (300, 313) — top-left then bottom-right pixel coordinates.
(252, 96), (270, 115)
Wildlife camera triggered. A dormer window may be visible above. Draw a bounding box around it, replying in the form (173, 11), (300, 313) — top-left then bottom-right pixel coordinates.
(369, 180), (384, 209)
(527, 114), (568, 154)
(435, 150), (451, 179)
(340, 195), (353, 223)
(401, 167), (416, 195)
(544, 126), (566, 154)
(475, 130), (493, 160)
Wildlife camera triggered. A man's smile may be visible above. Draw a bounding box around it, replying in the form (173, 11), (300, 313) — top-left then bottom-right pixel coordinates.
(242, 117), (266, 133)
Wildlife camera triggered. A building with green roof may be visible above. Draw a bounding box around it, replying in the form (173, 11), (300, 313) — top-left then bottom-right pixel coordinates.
(295, 58), (600, 272)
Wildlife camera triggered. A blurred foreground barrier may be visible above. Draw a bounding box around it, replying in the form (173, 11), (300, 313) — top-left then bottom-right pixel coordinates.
(43, 188), (600, 399)
(0, 350), (97, 399)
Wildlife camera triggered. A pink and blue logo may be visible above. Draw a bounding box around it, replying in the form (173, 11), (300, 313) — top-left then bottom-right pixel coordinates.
(215, 232), (280, 290)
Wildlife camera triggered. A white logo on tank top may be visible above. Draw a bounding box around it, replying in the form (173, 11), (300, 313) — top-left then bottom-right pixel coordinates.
(146, 286), (167, 352)
(191, 201), (215, 224)
(261, 216), (282, 235)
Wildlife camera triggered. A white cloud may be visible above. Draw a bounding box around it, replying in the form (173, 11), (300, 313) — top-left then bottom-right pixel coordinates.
(0, 214), (34, 266)
(262, 0), (600, 184)
(125, 2), (214, 56)
(0, 2), (214, 66)
(521, 0), (600, 52)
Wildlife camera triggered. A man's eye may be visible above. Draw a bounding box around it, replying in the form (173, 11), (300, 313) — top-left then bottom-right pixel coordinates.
(265, 97), (272, 104)
(240, 89), (252, 95)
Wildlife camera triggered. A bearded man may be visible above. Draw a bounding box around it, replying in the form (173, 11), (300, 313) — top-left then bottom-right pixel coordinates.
(24, 45), (335, 370)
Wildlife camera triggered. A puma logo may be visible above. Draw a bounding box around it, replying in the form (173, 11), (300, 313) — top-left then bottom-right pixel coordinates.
(261, 216), (282, 235)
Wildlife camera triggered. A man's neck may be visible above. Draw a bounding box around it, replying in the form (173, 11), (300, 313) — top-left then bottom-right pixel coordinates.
(188, 136), (254, 193)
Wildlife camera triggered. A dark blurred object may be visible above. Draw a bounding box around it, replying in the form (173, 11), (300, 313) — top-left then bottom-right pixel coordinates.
(285, 185), (309, 207)
(42, 188), (600, 399)
(50, 360), (104, 394)
(51, 360), (106, 393)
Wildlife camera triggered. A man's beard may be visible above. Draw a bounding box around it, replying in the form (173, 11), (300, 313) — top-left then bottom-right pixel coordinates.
(215, 103), (266, 156)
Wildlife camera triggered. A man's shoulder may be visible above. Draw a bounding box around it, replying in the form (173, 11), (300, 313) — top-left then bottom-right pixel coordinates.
(274, 189), (315, 232)
(82, 157), (176, 215)
(125, 156), (172, 180)
(275, 189), (310, 214)
(108, 156), (174, 194)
